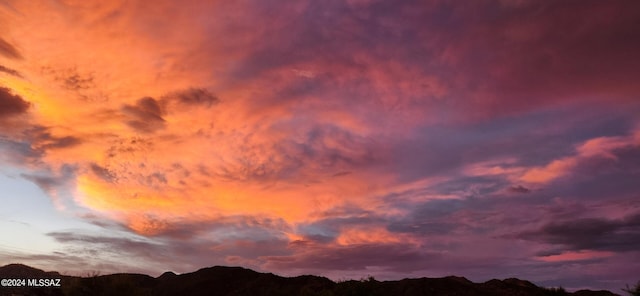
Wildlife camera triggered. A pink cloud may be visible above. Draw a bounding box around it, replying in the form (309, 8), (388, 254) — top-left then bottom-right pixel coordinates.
(536, 250), (615, 263)
(520, 129), (640, 184)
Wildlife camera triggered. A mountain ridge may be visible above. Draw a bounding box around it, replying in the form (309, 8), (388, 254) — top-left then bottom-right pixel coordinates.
(0, 263), (621, 296)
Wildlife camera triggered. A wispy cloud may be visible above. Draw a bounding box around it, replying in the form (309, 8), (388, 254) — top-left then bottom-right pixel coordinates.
(0, 37), (22, 59)
(0, 65), (23, 78)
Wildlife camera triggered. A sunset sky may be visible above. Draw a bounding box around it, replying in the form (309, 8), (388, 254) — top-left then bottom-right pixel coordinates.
(1, 0), (639, 291)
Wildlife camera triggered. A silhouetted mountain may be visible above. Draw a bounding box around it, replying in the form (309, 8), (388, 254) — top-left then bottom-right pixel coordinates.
(0, 264), (621, 296)
(0, 264), (65, 296)
(0, 264), (60, 278)
(572, 291), (622, 296)
(157, 271), (177, 280)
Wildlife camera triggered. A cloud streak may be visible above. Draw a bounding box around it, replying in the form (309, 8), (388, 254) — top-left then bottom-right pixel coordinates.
(0, 37), (22, 59)
(0, 65), (23, 77)
(518, 213), (640, 253)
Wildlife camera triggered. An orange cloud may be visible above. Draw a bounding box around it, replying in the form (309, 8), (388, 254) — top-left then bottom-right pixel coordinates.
(520, 158), (577, 184)
(520, 130), (640, 184)
(536, 250), (615, 262)
(335, 226), (416, 246)
(0, 0), (405, 236)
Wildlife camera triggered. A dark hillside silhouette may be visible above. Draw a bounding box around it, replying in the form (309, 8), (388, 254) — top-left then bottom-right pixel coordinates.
(0, 264), (622, 296)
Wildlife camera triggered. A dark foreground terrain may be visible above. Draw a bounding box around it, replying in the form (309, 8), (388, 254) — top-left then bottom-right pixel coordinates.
(0, 264), (620, 296)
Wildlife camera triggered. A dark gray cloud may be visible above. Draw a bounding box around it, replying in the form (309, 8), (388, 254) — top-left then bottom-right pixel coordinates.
(21, 165), (75, 195)
(0, 86), (30, 118)
(0, 37), (22, 59)
(90, 163), (117, 183)
(381, 179), (566, 239)
(23, 126), (82, 150)
(509, 185), (531, 194)
(43, 136), (81, 149)
(264, 243), (435, 272)
(41, 66), (96, 91)
(122, 97), (165, 133)
(104, 136), (153, 159)
(165, 88), (219, 107)
(39, 66), (109, 102)
(61, 72), (94, 91)
(117, 88), (218, 133)
(517, 213), (640, 252)
(21, 174), (62, 192)
(145, 172), (167, 185)
(0, 137), (42, 164)
(49, 231), (161, 252)
(387, 198), (467, 236)
(0, 65), (22, 77)
(79, 213), (130, 230)
(331, 171), (351, 177)
(0, 125), (81, 171)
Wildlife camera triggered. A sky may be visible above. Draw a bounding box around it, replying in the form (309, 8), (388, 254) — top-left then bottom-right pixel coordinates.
(0, 0), (639, 292)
